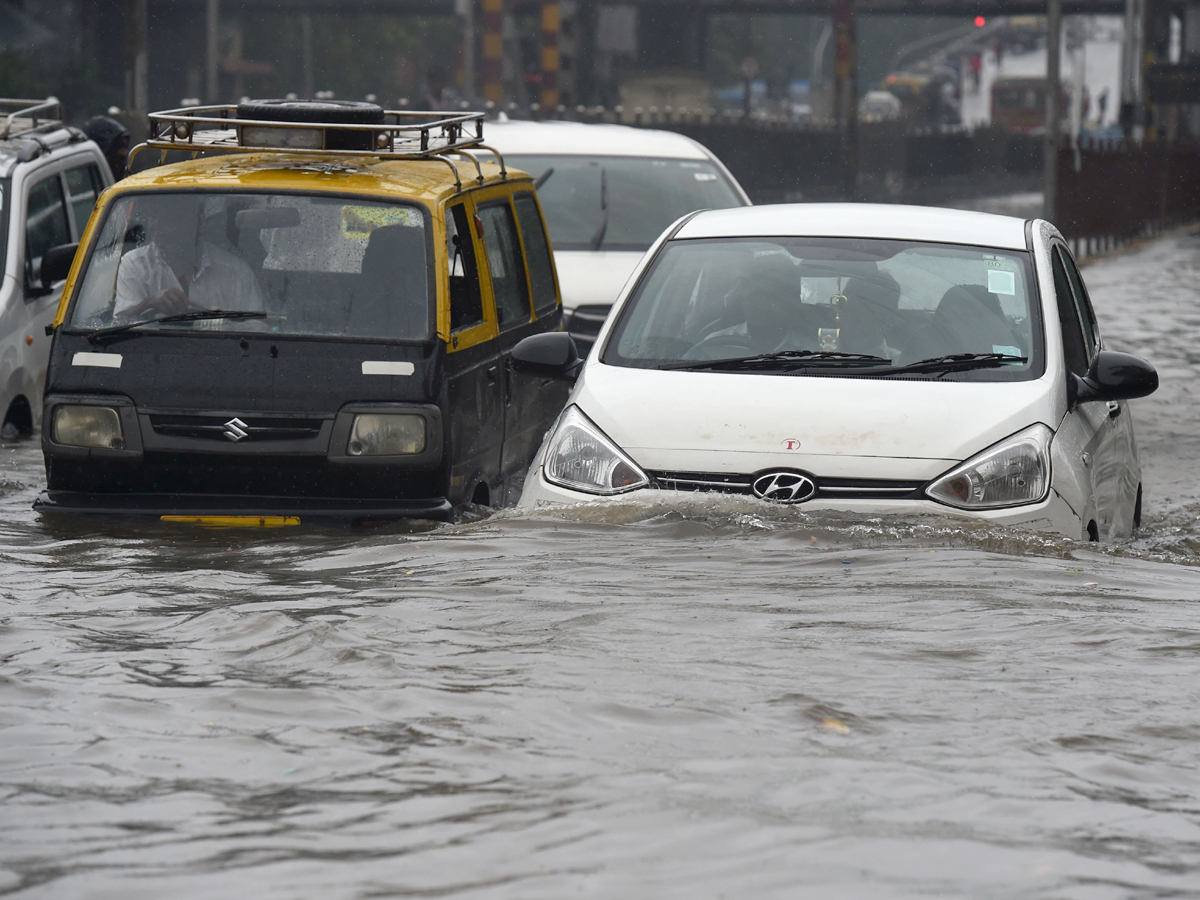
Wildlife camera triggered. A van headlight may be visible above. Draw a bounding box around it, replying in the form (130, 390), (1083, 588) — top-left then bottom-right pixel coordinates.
(53, 406), (124, 449)
(925, 424), (1052, 509)
(542, 406), (649, 495)
(347, 414), (426, 456)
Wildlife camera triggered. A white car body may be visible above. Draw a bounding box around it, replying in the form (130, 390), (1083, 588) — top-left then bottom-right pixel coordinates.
(483, 120), (750, 349)
(1, 125), (112, 438)
(519, 204), (1147, 541)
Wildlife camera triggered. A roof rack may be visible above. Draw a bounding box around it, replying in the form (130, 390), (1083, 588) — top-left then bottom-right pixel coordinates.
(144, 104), (487, 157)
(1, 97), (64, 140)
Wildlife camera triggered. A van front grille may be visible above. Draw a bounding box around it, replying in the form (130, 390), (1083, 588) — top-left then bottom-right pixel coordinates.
(149, 414), (326, 443)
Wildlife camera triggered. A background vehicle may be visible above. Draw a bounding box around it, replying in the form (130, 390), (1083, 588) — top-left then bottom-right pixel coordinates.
(0, 98), (112, 441)
(516, 204), (1157, 542)
(37, 101), (566, 522)
(484, 120), (750, 352)
(991, 77), (1069, 132)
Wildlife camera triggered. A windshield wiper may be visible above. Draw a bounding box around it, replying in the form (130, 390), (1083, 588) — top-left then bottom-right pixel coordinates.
(871, 352), (1027, 377)
(588, 166), (608, 251)
(659, 350), (892, 372)
(87, 309), (267, 344)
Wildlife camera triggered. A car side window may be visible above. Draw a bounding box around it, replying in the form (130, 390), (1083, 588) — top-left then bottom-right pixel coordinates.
(512, 192), (557, 316)
(446, 204), (484, 331)
(64, 163), (104, 238)
(477, 200), (531, 328)
(25, 171), (71, 286)
(1052, 246), (1088, 377)
(1057, 247), (1101, 359)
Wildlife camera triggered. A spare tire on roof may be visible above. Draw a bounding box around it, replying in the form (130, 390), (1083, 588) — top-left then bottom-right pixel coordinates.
(236, 99), (384, 125)
(236, 99), (385, 152)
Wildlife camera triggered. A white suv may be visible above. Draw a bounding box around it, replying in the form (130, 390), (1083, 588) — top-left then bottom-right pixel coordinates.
(0, 99), (112, 440)
(483, 120), (750, 352)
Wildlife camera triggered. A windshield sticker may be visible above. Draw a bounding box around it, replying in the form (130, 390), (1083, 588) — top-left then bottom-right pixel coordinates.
(342, 205), (422, 238)
(693, 172), (718, 182)
(987, 269), (1016, 295)
(992, 344), (1022, 357)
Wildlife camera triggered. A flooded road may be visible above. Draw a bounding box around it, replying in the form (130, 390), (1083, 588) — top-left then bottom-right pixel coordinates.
(2, 229), (1199, 898)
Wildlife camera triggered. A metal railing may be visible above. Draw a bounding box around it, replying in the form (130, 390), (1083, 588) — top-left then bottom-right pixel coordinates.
(0, 97), (64, 140)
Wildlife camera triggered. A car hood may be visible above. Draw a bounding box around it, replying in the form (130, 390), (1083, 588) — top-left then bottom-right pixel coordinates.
(573, 364), (1060, 480)
(553, 250), (646, 311)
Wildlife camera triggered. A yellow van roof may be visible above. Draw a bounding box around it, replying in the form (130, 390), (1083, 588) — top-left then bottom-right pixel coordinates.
(112, 153), (522, 204)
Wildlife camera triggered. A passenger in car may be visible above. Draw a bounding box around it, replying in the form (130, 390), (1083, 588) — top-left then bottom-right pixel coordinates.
(932, 284), (1022, 355)
(345, 225), (428, 338)
(112, 202), (265, 320)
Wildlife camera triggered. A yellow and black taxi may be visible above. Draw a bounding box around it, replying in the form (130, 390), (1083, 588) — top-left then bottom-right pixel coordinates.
(36, 100), (571, 523)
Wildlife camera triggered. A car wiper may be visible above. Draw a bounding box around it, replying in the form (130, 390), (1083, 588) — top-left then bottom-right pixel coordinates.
(87, 309), (267, 344)
(871, 352), (1027, 377)
(659, 350), (892, 372)
(589, 166), (608, 251)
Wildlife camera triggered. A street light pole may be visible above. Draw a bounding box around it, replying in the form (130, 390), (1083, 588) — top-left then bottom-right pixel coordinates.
(1044, 0), (1062, 223)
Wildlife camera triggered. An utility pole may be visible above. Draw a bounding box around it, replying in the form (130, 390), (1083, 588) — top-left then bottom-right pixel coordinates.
(125, 0), (149, 114)
(833, 0), (858, 198)
(301, 14), (314, 99)
(1044, 0), (1062, 223)
(541, 3), (560, 112)
(482, 0), (504, 106)
(206, 0), (220, 103)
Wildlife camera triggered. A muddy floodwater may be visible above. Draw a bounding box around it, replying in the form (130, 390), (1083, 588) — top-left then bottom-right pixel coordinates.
(2, 230), (1200, 898)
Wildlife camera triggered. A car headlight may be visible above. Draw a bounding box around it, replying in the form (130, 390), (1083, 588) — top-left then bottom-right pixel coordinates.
(925, 423), (1052, 510)
(347, 414), (426, 456)
(53, 405), (124, 449)
(542, 406), (649, 495)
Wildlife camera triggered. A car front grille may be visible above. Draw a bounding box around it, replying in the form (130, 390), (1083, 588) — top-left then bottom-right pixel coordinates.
(648, 470), (926, 501)
(149, 414), (326, 443)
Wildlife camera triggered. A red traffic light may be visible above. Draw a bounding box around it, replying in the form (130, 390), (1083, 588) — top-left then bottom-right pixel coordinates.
(975, 15), (986, 26)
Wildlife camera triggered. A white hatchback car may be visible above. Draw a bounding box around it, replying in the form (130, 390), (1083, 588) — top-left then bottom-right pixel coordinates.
(513, 204), (1158, 541)
(483, 120), (750, 351)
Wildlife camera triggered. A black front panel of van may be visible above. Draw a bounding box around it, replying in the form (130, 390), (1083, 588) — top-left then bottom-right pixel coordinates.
(41, 331), (453, 517)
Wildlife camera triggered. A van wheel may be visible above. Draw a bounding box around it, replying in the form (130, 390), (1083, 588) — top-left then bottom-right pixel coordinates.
(470, 482), (491, 507)
(1133, 485), (1143, 530)
(1086, 520), (1099, 542)
(1, 397), (32, 441)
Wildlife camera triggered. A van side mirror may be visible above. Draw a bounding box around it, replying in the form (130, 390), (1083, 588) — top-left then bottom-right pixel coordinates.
(40, 243), (80, 290)
(511, 331), (582, 380)
(1072, 350), (1158, 406)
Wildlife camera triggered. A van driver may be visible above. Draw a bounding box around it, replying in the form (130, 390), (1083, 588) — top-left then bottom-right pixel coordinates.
(113, 203), (265, 320)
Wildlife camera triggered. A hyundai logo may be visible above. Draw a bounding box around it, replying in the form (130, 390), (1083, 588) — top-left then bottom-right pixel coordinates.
(222, 417), (250, 442)
(752, 471), (817, 504)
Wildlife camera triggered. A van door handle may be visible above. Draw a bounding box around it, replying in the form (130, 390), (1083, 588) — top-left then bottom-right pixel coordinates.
(1106, 400), (1121, 418)
(486, 365), (499, 384)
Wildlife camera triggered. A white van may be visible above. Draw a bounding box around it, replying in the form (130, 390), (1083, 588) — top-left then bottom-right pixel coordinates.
(483, 120), (750, 351)
(511, 204), (1158, 542)
(1, 99), (113, 439)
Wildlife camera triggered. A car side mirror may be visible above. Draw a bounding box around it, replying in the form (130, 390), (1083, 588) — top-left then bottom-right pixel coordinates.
(40, 243), (80, 291)
(511, 331), (582, 380)
(1071, 349), (1158, 406)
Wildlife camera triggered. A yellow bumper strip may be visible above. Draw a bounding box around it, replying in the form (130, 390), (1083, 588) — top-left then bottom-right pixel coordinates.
(161, 515), (301, 527)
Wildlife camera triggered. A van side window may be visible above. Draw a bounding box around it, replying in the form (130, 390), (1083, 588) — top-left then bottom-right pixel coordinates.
(64, 163), (104, 238)
(477, 201), (531, 328)
(513, 192), (557, 315)
(446, 204), (484, 331)
(1052, 246), (1088, 377)
(1057, 247), (1101, 359)
(25, 173), (71, 286)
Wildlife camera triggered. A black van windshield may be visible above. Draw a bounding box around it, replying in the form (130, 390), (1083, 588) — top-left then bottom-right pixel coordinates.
(69, 191), (432, 340)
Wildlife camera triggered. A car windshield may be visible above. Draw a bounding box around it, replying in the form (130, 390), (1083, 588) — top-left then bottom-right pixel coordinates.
(604, 237), (1043, 381)
(68, 191), (432, 341)
(504, 154), (743, 252)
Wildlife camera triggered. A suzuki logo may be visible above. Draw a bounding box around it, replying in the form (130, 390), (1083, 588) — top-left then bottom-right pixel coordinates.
(222, 417), (250, 442)
(752, 471), (817, 504)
